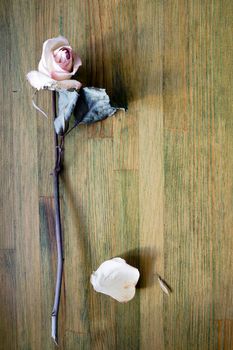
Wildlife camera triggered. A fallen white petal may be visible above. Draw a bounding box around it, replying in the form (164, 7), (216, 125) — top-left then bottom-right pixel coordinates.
(90, 257), (140, 303)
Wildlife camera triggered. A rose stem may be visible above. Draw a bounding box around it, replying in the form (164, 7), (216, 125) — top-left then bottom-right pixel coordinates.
(51, 90), (64, 346)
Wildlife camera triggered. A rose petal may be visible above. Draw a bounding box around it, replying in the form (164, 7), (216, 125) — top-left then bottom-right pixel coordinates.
(38, 36), (70, 76)
(50, 52), (82, 81)
(53, 46), (73, 71)
(55, 79), (82, 90)
(26, 70), (81, 91)
(52, 46), (73, 73)
(54, 46), (72, 61)
(71, 53), (82, 75)
(38, 36), (82, 82)
(26, 70), (57, 90)
(90, 257), (140, 303)
(51, 70), (73, 81)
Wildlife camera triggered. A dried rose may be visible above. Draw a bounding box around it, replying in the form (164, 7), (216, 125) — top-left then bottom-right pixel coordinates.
(26, 36), (82, 91)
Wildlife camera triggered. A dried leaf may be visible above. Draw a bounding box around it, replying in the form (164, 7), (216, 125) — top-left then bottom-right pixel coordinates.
(73, 87), (122, 125)
(54, 90), (79, 134)
(54, 87), (123, 135)
(158, 275), (171, 295)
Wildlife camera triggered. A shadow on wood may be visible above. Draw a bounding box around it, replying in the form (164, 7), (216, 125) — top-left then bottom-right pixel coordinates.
(120, 247), (156, 289)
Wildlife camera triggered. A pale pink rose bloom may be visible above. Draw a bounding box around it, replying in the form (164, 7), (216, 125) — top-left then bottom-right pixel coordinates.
(26, 36), (82, 90)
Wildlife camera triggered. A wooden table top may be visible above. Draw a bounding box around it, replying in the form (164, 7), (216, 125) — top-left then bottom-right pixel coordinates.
(0, 1), (232, 349)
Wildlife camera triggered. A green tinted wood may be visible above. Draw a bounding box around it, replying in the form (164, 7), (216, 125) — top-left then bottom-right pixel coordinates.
(0, 1), (232, 349)
(0, 250), (16, 350)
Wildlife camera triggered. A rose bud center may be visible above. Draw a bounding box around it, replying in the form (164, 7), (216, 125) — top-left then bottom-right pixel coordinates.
(61, 48), (71, 61)
(53, 47), (73, 72)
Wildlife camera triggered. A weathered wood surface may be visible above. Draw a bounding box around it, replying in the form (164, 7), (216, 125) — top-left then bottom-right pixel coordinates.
(0, 0), (232, 349)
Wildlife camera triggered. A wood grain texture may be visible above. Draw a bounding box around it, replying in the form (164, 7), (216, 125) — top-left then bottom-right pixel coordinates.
(0, 0), (232, 349)
(0, 0), (14, 249)
(0, 250), (16, 350)
(137, 1), (164, 349)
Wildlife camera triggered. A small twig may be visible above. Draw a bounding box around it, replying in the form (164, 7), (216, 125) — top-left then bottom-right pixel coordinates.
(51, 91), (64, 346)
